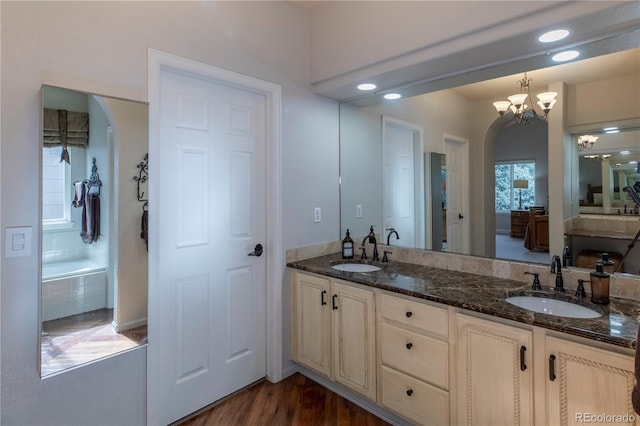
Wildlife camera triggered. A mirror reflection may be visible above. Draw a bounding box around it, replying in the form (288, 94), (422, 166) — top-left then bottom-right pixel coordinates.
(40, 86), (148, 377)
(339, 47), (639, 273)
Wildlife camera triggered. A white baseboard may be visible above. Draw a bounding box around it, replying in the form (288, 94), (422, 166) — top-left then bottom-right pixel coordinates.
(112, 317), (147, 333)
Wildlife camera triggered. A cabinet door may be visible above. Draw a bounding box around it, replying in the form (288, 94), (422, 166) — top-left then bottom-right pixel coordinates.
(546, 336), (636, 425)
(291, 272), (331, 377)
(456, 314), (533, 426)
(332, 281), (376, 400)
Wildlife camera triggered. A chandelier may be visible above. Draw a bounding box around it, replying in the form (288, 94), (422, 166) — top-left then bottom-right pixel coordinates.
(577, 134), (598, 151)
(493, 72), (558, 125)
(584, 154), (611, 162)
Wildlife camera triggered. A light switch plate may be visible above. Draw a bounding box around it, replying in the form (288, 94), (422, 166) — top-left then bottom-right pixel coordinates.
(5, 226), (32, 258)
(314, 207), (321, 223)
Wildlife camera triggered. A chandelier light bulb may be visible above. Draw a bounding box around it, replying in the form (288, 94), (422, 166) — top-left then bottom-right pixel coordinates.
(493, 101), (511, 115)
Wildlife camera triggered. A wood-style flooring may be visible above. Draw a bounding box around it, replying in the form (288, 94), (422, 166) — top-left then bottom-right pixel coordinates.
(41, 308), (147, 376)
(177, 373), (390, 426)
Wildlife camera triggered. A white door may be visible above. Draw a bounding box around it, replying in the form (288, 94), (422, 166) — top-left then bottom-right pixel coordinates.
(383, 117), (423, 248)
(151, 66), (267, 424)
(444, 136), (469, 254)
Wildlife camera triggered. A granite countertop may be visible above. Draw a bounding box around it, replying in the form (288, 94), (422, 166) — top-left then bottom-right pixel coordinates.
(288, 253), (640, 349)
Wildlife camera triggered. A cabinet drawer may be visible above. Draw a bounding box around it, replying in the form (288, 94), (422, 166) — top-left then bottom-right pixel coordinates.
(381, 365), (449, 426)
(381, 323), (449, 389)
(379, 294), (448, 337)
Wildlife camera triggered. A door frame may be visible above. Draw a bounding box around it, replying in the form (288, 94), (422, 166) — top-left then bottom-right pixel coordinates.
(147, 49), (283, 423)
(443, 133), (470, 254)
(381, 115), (425, 249)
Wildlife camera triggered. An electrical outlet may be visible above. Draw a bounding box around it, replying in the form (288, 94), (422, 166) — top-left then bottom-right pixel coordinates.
(314, 207), (321, 223)
(356, 204), (363, 218)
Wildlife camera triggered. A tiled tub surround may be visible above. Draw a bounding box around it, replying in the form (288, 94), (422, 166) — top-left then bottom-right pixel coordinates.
(41, 261), (107, 322)
(287, 249), (640, 349)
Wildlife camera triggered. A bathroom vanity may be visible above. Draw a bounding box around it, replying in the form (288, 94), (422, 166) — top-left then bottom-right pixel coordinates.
(288, 254), (639, 425)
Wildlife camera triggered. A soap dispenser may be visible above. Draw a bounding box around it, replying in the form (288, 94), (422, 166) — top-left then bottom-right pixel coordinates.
(598, 252), (616, 274)
(590, 261), (610, 305)
(342, 229), (354, 259)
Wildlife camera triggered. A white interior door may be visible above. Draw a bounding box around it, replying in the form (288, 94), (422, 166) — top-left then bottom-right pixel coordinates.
(383, 117), (423, 248)
(444, 136), (469, 254)
(150, 65), (267, 425)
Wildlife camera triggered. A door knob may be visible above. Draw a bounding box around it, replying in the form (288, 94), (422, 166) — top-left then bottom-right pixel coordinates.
(459, 213), (464, 219)
(248, 243), (263, 257)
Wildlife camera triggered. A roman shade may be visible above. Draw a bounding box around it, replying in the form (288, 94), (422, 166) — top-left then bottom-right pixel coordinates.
(43, 108), (89, 163)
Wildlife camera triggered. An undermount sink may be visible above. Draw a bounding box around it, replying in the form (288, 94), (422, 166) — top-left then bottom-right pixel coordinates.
(331, 263), (381, 273)
(505, 295), (602, 319)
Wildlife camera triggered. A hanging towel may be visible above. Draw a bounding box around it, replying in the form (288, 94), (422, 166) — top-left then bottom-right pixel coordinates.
(81, 193), (100, 244)
(72, 181), (85, 208)
(140, 209), (148, 252)
(633, 326), (640, 414)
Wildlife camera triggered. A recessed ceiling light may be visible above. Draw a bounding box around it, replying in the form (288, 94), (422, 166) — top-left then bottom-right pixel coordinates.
(552, 50), (580, 62)
(603, 127), (618, 131)
(630, 161), (638, 164)
(605, 129), (620, 134)
(384, 93), (402, 100)
(620, 150), (630, 155)
(538, 29), (570, 43)
(357, 83), (377, 91)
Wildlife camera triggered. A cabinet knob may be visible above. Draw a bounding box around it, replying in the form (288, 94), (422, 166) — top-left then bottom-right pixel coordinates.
(405, 311), (413, 318)
(406, 389), (413, 397)
(406, 342), (413, 350)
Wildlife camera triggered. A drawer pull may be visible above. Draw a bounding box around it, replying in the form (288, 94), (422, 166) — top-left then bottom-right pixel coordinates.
(549, 354), (556, 381)
(406, 342), (413, 350)
(520, 346), (527, 371)
(406, 389), (413, 397)
(321, 290), (327, 306)
(405, 311), (413, 318)
(332, 294), (338, 310)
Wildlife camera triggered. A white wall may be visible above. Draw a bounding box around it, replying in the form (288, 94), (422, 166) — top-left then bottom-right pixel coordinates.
(1, 2), (337, 425)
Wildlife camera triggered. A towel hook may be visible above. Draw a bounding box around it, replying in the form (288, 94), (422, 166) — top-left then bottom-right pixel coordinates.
(133, 153), (148, 210)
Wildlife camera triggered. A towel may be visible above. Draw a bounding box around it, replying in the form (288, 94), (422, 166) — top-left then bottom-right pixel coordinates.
(81, 193), (100, 244)
(633, 326), (640, 414)
(140, 209), (148, 252)
(72, 181), (85, 208)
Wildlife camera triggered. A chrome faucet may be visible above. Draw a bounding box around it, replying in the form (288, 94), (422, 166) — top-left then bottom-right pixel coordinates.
(386, 227), (399, 246)
(362, 226), (379, 262)
(550, 255), (565, 292)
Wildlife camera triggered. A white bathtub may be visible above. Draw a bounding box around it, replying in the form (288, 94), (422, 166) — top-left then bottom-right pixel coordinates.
(41, 260), (107, 322)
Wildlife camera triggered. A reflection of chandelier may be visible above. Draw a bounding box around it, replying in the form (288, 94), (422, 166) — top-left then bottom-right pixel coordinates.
(584, 154), (611, 162)
(493, 72), (557, 125)
(578, 135), (598, 151)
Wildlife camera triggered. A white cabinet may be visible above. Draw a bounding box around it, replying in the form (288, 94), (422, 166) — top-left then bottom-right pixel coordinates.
(456, 313), (533, 426)
(546, 336), (636, 425)
(291, 271), (376, 400)
(291, 271), (331, 376)
(378, 293), (450, 425)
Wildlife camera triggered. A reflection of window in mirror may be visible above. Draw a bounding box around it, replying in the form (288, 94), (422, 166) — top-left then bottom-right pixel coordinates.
(40, 86), (148, 377)
(495, 161), (536, 211)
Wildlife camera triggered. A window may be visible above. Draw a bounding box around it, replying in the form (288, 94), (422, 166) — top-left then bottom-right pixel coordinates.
(495, 161), (535, 211)
(42, 146), (71, 225)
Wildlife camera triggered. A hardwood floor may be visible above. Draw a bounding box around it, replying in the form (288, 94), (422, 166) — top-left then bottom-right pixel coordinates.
(177, 373), (390, 426)
(41, 308), (147, 376)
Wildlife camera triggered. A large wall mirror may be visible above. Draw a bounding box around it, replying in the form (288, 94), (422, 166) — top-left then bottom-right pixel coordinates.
(339, 45), (639, 274)
(40, 86), (148, 377)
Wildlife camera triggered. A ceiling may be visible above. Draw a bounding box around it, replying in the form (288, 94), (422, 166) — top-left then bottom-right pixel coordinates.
(451, 48), (640, 101)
